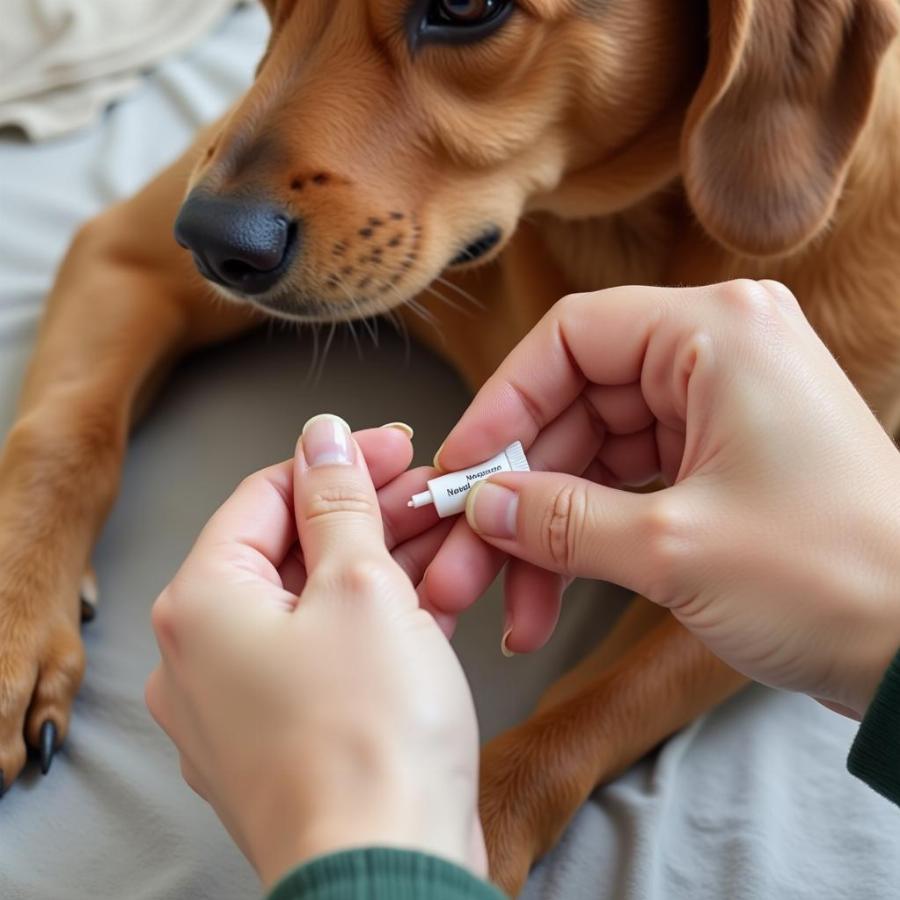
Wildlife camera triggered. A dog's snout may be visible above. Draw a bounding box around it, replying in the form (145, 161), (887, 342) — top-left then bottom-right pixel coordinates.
(174, 193), (299, 294)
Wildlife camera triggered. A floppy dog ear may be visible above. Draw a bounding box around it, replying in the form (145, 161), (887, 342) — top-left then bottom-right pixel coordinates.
(682, 0), (898, 257)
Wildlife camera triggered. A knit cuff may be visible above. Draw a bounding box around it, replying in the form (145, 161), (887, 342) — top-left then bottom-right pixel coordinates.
(848, 647), (900, 806)
(267, 847), (505, 900)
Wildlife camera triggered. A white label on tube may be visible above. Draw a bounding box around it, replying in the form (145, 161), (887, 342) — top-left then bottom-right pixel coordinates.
(411, 441), (530, 518)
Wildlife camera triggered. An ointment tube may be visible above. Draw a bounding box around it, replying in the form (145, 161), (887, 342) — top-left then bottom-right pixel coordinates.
(408, 441), (530, 518)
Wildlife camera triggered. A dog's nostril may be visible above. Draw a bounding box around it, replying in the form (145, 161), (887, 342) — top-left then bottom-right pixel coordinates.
(221, 259), (260, 281)
(174, 194), (300, 295)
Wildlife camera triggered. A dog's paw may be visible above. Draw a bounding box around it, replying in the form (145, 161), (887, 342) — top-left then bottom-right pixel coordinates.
(0, 562), (87, 795)
(479, 719), (590, 897)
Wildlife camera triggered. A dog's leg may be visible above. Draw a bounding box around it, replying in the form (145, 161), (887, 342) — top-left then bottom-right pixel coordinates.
(0, 122), (258, 792)
(479, 607), (747, 896)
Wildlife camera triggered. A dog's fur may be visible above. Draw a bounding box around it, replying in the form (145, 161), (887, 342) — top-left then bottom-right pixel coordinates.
(1, 0), (899, 894)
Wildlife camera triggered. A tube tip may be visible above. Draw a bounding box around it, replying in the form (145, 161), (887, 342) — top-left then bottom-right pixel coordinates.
(409, 490), (433, 509)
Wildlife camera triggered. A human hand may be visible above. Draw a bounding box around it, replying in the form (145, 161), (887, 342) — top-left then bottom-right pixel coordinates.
(146, 417), (484, 889)
(433, 281), (900, 718)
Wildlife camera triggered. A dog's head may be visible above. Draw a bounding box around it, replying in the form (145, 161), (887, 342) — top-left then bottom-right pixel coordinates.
(174, 0), (898, 321)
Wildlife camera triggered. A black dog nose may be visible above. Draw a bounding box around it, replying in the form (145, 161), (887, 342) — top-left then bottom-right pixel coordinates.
(174, 193), (299, 295)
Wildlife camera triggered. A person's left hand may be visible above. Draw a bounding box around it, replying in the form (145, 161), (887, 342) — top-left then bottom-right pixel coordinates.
(146, 416), (485, 890)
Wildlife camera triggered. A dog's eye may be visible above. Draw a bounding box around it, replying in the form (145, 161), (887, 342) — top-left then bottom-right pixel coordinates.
(408, 0), (514, 49)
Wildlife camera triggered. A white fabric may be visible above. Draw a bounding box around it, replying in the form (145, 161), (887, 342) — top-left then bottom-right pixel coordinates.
(0, 0), (239, 139)
(1, 6), (898, 898)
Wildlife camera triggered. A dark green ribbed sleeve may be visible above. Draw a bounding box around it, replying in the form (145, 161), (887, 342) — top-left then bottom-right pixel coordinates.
(266, 848), (506, 900)
(848, 648), (900, 806)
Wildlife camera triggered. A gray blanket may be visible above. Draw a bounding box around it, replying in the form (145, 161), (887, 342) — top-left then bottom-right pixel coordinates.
(1, 7), (897, 899)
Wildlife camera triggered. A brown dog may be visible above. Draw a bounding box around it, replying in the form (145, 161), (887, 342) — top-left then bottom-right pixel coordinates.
(1, 0), (899, 895)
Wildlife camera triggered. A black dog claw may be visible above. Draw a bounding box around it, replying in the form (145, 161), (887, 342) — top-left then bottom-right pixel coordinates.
(40, 721), (57, 775)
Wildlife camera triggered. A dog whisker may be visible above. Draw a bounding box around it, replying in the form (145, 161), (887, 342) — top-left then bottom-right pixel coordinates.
(332, 281), (365, 360)
(434, 275), (486, 311)
(305, 322), (322, 385)
(423, 284), (473, 319)
(401, 294), (446, 346)
(377, 303), (411, 366)
(339, 280), (381, 351)
(310, 321), (338, 386)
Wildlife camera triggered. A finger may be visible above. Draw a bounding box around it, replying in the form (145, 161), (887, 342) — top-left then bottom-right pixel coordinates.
(294, 414), (388, 574)
(503, 560), (565, 655)
(597, 427), (661, 487)
(421, 515), (507, 615)
(279, 464), (442, 597)
(377, 467), (442, 549)
(585, 382), (655, 435)
(465, 471), (667, 598)
(420, 400), (604, 615)
(187, 426), (411, 580)
(417, 584), (458, 639)
(194, 460), (295, 584)
(391, 518), (455, 587)
(526, 396), (606, 475)
(277, 543), (307, 597)
(356, 425), (415, 488)
(656, 422), (686, 486)
(436, 285), (684, 471)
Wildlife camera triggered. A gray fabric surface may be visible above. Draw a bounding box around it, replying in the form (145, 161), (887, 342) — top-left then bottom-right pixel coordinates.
(1, 6), (898, 899)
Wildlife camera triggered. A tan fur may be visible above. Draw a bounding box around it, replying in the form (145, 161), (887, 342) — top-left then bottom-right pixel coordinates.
(0, 0), (899, 895)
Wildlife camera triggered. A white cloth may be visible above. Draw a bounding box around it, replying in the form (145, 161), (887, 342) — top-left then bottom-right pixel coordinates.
(0, 0), (239, 139)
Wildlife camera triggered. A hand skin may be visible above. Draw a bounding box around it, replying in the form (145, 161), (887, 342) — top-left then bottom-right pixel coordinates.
(432, 280), (900, 720)
(146, 418), (485, 890)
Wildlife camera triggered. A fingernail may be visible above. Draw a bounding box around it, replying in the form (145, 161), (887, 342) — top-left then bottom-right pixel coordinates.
(433, 441), (446, 471)
(501, 626), (516, 658)
(381, 422), (415, 440)
(301, 414), (354, 467)
(466, 482), (518, 539)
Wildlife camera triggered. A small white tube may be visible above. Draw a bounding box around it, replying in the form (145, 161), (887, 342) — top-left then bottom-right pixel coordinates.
(408, 441), (530, 518)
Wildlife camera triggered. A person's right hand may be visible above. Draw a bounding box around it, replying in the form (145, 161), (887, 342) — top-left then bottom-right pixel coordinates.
(431, 280), (900, 719)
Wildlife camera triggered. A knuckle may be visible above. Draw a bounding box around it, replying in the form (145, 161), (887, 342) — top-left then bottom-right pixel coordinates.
(719, 278), (779, 322)
(758, 279), (800, 311)
(151, 589), (179, 648)
(333, 557), (391, 597)
(555, 291), (593, 327)
(540, 482), (589, 574)
(304, 485), (377, 521)
(639, 498), (692, 596)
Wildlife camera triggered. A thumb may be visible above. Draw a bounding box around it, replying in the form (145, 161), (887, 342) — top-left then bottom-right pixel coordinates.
(465, 471), (679, 600)
(294, 414), (390, 575)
